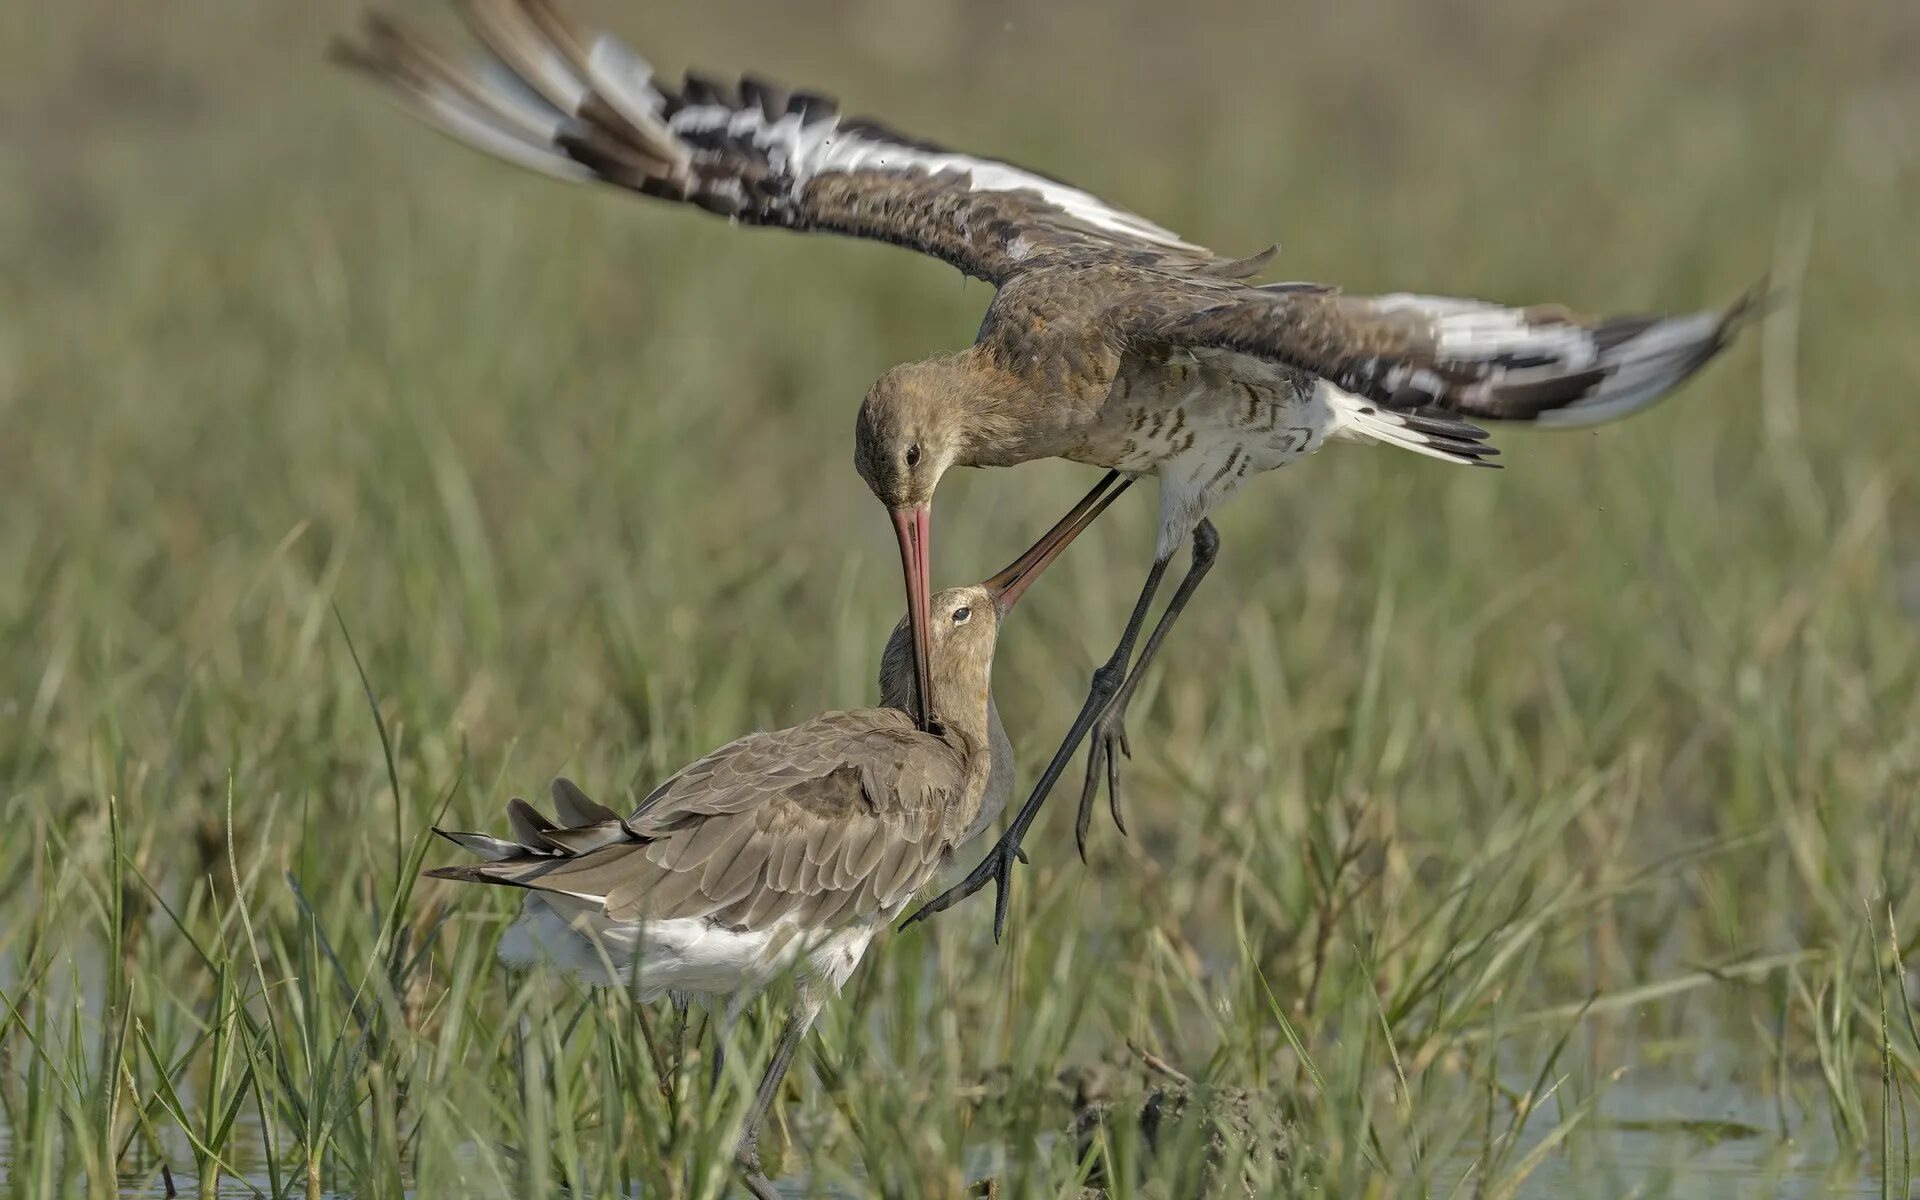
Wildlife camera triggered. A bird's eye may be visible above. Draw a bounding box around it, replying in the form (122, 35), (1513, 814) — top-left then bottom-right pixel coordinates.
(951, 606), (972, 624)
(905, 444), (921, 468)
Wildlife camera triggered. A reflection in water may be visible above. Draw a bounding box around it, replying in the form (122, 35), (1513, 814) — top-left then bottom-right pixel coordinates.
(2, 1069), (1903, 1199)
(1441, 1069), (1900, 1199)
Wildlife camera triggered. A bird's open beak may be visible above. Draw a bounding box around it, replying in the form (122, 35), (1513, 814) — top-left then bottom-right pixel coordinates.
(984, 471), (1130, 618)
(890, 504), (935, 732)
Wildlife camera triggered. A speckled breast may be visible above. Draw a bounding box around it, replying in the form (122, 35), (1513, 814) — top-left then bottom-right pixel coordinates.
(1075, 350), (1326, 477)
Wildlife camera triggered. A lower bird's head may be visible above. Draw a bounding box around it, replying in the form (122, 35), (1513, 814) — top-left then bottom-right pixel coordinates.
(877, 471), (1122, 735)
(854, 360), (974, 733)
(878, 585), (1000, 733)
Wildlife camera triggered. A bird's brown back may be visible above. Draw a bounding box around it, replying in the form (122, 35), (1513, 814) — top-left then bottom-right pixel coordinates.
(428, 587), (1011, 935)
(428, 709), (981, 934)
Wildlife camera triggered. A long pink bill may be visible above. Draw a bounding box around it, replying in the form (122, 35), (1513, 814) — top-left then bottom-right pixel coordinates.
(889, 503), (935, 732)
(983, 471), (1131, 617)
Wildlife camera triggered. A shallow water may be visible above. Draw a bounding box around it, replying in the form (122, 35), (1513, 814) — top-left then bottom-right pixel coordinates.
(4, 1069), (1906, 1198)
(1449, 1072), (1902, 1199)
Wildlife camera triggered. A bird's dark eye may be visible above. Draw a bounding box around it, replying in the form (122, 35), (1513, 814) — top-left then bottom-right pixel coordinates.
(905, 444), (921, 468)
(951, 606), (972, 624)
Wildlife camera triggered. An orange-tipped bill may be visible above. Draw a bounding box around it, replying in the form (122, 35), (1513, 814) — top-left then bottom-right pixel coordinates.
(984, 471), (1131, 618)
(890, 504), (935, 732)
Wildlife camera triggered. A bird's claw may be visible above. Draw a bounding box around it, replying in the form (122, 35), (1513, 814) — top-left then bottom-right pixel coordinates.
(898, 830), (1027, 941)
(1074, 710), (1133, 861)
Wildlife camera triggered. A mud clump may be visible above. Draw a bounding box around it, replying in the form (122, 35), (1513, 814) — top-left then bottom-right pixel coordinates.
(971, 1045), (1296, 1198)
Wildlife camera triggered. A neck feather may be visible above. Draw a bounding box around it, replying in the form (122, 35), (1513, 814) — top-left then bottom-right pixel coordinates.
(877, 644), (994, 751)
(943, 347), (1057, 467)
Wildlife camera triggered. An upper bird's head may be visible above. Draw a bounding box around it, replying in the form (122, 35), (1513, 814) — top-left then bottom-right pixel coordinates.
(853, 360), (965, 511)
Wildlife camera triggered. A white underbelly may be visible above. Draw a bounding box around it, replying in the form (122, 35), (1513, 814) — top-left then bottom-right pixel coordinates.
(499, 895), (880, 1002)
(1144, 377), (1337, 556)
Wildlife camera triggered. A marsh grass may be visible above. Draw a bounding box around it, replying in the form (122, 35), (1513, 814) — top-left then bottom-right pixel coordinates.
(4, 0), (1920, 1195)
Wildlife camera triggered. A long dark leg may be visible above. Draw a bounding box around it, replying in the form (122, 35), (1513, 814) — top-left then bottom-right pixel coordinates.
(708, 1010), (728, 1098)
(670, 994), (690, 1069)
(1075, 518), (1220, 856)
(667, 992), (691, 1112)
(736, 991), (825, 1200)
(902, 549), (1173, 941)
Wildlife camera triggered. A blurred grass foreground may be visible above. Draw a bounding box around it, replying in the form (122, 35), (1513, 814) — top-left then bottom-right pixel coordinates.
(3, 0), (1919, 1196)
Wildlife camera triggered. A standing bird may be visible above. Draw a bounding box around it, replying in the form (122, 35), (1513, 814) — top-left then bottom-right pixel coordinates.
(338, 0), (1757, 936)
(423, 476), (1123, 1198)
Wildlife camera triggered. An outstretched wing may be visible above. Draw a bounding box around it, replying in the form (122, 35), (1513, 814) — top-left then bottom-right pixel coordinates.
(425, 710), (967, 933)
(333, 0), (1206, 283)
(1134, 282), (1760, 425)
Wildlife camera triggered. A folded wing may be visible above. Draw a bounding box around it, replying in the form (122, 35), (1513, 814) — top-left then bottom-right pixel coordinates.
(425, 710), (966, 933)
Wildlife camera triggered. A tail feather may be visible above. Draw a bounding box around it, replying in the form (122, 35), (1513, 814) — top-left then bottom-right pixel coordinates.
(1394, 409), (1493, 441)
(433, 831), (526, 862)
(427, 780), (644, 896)
(550, 776), (619, 826)
(1325, 384), (1502, 468)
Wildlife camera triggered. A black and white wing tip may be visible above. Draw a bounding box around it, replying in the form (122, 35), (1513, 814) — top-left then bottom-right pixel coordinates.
(1377, 281), (1767, 426)
(1530, 285), (1767, 429)
(333, 0), (1203, 276)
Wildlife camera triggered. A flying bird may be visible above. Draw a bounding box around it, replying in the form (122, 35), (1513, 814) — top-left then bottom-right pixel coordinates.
(337, 0), (1756, 938)
(422, 474), (1122, 1197)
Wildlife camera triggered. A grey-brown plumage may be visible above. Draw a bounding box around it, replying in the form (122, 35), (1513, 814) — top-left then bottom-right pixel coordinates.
(430, 704), (985, 947)
(332, 0), (1748, 440)
(339, 0), (1759, 935)
(422, 474), (1120, 1198)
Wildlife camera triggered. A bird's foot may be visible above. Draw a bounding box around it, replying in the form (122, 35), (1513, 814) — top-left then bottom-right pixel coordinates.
(736, 1140), (780, 1200)
(898, 829), (1029, 942)
(900, 660), (1128, 940)
(1075, 704), (1133, 860)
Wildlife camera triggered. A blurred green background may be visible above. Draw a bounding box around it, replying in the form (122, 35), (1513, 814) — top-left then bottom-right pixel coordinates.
(4, 0), (1919, 1196)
